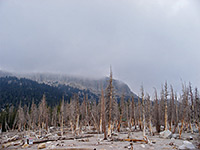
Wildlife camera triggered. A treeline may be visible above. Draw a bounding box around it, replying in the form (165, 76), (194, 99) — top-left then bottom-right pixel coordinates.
(0, 76), (98, 108)
(0, 71), (199, 139)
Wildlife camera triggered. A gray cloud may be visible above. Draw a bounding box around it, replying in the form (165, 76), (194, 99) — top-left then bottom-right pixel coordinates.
(0, 0), (200, 95)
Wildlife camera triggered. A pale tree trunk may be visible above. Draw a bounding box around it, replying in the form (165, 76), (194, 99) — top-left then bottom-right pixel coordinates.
(131, 97), (135, 128)
(179, 84), (188, 138)
(147, 94), (152, 135)
(108, 92), (112, 137)
(100, 88), (104, 133)
(141, 85), (145, 137)
(118, 94), (124, 132)
(194, 88), (200, 135)
(173, 93), (179, 133)
(169, 85), (174, 132)
(164, 82), (168, 131)
(99, 117), (102, 133)
(154, 88), (160, 133)
(70, 120), (74, 135)
(189, 83), (194, 133)
(60, 97), (64, 136)
(137, 97), (142, 131)
(75, 95), (80, 135)
(101, 88), (107, 140)
(107, 67), (113, 138)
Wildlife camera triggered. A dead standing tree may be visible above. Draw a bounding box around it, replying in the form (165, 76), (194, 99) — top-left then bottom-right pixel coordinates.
(154, 88), (160, 133)
(100, 88), (107, 139)
(194, 88), (200, 133)
(169, 85), (175, 132)
(160, 87), (165, 130)
(131, 96), (136, 129)
(146, 94), (152, 135)
(141, 85), (145, 137)
(38, 94), (48, 136)
(60, 97), (64, 136)
(164, 82), (168, 131)
(179, 83), (189, 138)
(106, 67), (114, 138)
(17, 102), (25, 132)
(30, 100), (38, 131)
(69, 97), (76, 135)
(80, 94), (88, 131)
(189, 83), (194, 133)
(118, 94), (125, 132)
(75, 94), (80, 135)
(137, 96), (142, 131)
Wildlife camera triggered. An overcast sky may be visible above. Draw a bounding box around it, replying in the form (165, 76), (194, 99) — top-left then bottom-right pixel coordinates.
(0, 0), (200, 95)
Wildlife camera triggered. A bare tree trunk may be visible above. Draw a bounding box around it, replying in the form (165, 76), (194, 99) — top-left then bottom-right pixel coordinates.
(137, 97), (142, 131)
(154, 88), (160, 133)
(169, 85), (174, 132)
(164, 82), (168, 131)
(118, 94), (124, 132)
(179, 84), (188, 138)
(189, 83), (194, 133)
(100, 88), (104, 134)
(173, 93), (179, 134)
(108, 92), (112, 137)
(141, 85), (145, 137)
(131, 97), (135, 129)
(60, 97), (64, 136)
(147, 94), (152, 135)
(70, 120), (74, 135)
(107, 67), (113, 138)
(101, 89), (107, 140)
(75, 95), (80, 135)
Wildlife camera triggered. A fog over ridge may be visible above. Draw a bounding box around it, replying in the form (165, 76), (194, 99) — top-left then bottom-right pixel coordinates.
(0, 0), (200, 95)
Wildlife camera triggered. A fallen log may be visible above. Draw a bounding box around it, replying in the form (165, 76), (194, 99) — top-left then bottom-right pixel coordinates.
(33, 139), (54, 144)
(33, 135), (94, 144)
(111, 138), (148, 144)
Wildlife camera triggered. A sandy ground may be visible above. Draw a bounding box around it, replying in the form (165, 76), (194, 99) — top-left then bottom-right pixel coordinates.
(1, 130), (200, 150)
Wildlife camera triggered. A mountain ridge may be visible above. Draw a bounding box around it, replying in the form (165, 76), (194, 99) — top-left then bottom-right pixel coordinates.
(0, 70), (138, 104)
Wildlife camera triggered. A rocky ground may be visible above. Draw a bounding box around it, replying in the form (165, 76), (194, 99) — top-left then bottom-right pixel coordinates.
(0, 128), (199, 150)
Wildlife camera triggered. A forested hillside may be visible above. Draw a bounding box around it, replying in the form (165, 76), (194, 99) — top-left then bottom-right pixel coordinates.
(0, 76), (98, 108)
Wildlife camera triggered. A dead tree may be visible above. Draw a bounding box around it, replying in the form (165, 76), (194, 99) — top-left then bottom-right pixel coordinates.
(106, 67), (114, 138)
(80, 94), (89, 131)
(173, 92), (179, 133)
(164, 82), (168, 131)
(188, 83), (194, 133)
(169, 85), (175, 131)
(90, 101), (99, 132)
(30, 100), (38, 131)
(25, 105), (31, 132)
(131, 96), (136, 129)
(75, 94), (80, 135)
(154, 88), (160, 133)
(160, 86), (165, 129)
(179, 83), (189, 138)
(38, 94), (48, 135)
(118, 94), (125, 132)
(137, 96), (142, 131)
(100, 88), (107, 139)
(69, 97), (76, 135)
(146, 94), (152, 135)
(60, 97), (64, 136)
(51, 106), (58, 127)
(17, 102), (25, 132)
(194, 88), (200, 134)
(141, 85), (145, 136)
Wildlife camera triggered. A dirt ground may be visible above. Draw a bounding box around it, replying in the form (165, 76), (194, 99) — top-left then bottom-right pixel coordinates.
(1, 130), (200, 150)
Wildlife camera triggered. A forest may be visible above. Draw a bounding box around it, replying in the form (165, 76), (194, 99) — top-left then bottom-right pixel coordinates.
(0, 71), (200, 149)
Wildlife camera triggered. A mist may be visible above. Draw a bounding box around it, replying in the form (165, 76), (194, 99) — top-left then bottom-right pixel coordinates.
(0, 0), (200, 94)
